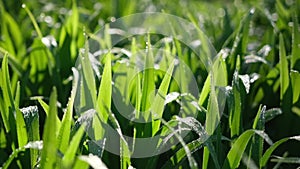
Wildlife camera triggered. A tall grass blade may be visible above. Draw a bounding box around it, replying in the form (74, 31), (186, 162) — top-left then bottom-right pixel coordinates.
(135, 70), (142, 120)
(140, 36), (155, 122)
(0, 54), (15, 132)
(60, 0), (79, 59)
(21, 106), (40, 167)
(206, 74), (220, 135)
(160, 118), (198, 169)
(37, 98), (61, 129)
(199, 75), (210, 106)
(260, 135), (300, 168)
(73, 109), (106, 157)
(57, 68), (79, 153)
(228, 71), (242, 138)
(222, 130), (256, 169)
(0, 10), (25, 57)
(279, 34), (289, 101)
(73, 158), (89, 169)
(14, 82), (20, 107)
(271, 156), (300, 164)
(23, 4), (55, 74)
(97, 53), (112, 122)
(202, 56), (227, 169)
(227, 9), (254, 75)
(2, 141), (43, 169)
(105, 108), (131, 169)
(15, 108), (28, 147)
(250, 105), (266, 166)
(40, 87), (58, 169)
(80, 48), (97, 106)
(161, 139), (204, 169)
(291, 15), (300, 70)
(151, 60), (175, 135)
(290, 70), (300, 104)
(202, 147), (210, 169)
(0, 48), (24, 76)
(62, 124), (85, 168)
(21, 4), (43, 39)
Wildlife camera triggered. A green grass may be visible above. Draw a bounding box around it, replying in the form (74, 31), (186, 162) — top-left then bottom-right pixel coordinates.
(1, 0), (300, 168)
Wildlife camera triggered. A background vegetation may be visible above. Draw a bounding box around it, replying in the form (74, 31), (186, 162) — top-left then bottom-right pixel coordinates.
(1, 0), (300, 168)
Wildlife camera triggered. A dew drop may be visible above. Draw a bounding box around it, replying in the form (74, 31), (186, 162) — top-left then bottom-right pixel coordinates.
(250, 8), (255, 14)
(110, 17), (116, 22)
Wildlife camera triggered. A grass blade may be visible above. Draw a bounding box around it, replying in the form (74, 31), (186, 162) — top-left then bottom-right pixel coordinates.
(140, 37), (155, 122)
(0, 48), (24, 76)
(93, 52), (112, 141)
(97, 53), (112, 122)
(0, 53), (15, 132)
(199, 75), (210, 106)
(73, 109), (106, 157)
(160, 118), (198, 169)
(80, 48), (97, 107)
(228, 71), (242, 138)
(264, 108), (282, 122)
(202, 56), (227, 169)
(271, 156), (300, 164)
(290, 70), (300, 104)
(78, 154), (108, 169)
(21, 4), (43, 39)
(37, 98), (61, 130)
(15, 82), (28, 148)
(250, 105), (266, 166)
(73, 158), (89, 169)
(15, 108), (28, 148)
(222, 130), (256, 169)
(291, 14), (300, 70)
(62, 124), (85, 168)
(0, 10), (25, 57)
(135, 70), (142, 119)
(161, 139), (204, 169)
(106, 108), (131, 168)
(260, 136), (300, 168)
(22, 4), (55, 75)
(151, 59), (175, 135)
(21, 106), (40, 167)
(57, 68), (79, 153)
(2, 141), (43, 169)
(40, 87), (58, 169)
(260, 137), (289, 168)
(202, 147), (210, 169)
(279, 34), (289, 101)
(226, 9), (254, 76)
(206, 73), (220, 135)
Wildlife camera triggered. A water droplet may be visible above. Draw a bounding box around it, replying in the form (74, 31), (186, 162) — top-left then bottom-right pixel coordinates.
(110, 17), (116, 22)
(217, 8), (225, 17)
(250, 8), (255, 14)
(44, 16), (53, 24)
